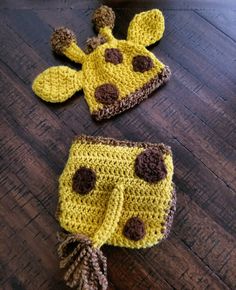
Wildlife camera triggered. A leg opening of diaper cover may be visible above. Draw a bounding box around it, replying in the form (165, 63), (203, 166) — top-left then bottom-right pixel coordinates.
(92, 66), (171, 121)
(57, 232), (108, 290)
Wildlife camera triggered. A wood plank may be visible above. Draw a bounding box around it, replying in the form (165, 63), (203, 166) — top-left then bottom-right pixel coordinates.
(105, 247), (173, 290)
(162, 11), (236, 103)
(174, 190), (236, 289)
(0, 126), (59, 288)
(195, 10), (236, 42)
(133, 236), (230, 290)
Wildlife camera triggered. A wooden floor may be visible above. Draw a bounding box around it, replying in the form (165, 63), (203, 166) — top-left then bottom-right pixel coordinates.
(0, 1), (236, 289)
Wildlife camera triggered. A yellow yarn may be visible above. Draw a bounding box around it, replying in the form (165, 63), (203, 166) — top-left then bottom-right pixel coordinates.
(58, 136), (175, 249)
(32, 66), (83, 102)
(92, 183), (124, 248)
(32, 8), (170, 120)
(64, 41), (86, 63)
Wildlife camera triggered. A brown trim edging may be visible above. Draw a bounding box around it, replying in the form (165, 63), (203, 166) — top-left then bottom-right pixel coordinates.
(75, 135), (172, 156)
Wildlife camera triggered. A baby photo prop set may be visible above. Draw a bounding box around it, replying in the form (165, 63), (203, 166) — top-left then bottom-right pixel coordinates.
(32, 6), (175, 290)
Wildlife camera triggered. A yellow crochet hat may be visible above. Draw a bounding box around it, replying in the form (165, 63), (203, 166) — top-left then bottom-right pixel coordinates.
(57, 135), (176, 289)
(32, 6), (171, 120)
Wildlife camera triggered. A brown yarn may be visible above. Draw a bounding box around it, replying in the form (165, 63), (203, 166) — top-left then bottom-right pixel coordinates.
(75, 134), (171, 156)
(92, 5), (115, 32)
(132, 55), (154, 73)
(72, 167), (96, 195)
(51, 27), (76, 55)
(86, 35), (107, 54)
(123, 217), (146, 241)
(105, 48), (123, 64)
(163, 189), (177, 239)
(57, 232), (108, 290)
(95, 83), (119, 105)
(135, 148), (167, 183)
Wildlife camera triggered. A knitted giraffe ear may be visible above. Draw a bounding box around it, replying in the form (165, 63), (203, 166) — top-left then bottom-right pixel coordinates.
(127, 9), (165, 47)
(32, 66), (83, 103)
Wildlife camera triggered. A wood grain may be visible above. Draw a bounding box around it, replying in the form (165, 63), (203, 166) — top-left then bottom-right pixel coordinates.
(0, 1), (235, 289)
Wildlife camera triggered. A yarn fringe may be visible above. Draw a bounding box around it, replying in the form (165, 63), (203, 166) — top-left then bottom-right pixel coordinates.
(57, 232), (108, 290)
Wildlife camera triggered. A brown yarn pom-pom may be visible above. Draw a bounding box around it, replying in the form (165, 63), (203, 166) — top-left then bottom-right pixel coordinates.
(92, 5), (115, 32)
(51, 27), (76, 54)
(57, 232), (108, 290)
(86, 34), (107, 53)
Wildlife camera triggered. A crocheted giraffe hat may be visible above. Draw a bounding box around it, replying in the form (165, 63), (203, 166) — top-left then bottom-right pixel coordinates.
(57, 135), (176, 289)
(32, 6), (171, 120)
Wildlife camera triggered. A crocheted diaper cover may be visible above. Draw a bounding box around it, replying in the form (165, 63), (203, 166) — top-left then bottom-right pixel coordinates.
(57, 135), (176, 289)
(32, 6), (171, 120)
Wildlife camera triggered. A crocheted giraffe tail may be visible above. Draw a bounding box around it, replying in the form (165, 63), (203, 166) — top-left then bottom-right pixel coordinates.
(57, 232), (108, 290)
(58, 184), (124, 289)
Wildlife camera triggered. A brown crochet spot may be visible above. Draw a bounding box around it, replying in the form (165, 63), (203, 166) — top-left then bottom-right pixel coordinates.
(105, 48), (123, 64)
(95, 83), (119, 105)
(92, 5), (115, 32)
(51, 27), (76, 55)
(72, 167), (96, 195)
(132, 55), (154, 73)
(123, 217), (146, 241)
(135, 148), (167, 183)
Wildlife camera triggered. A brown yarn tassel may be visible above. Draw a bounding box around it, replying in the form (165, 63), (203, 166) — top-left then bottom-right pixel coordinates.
(57, 232), (108, 290)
